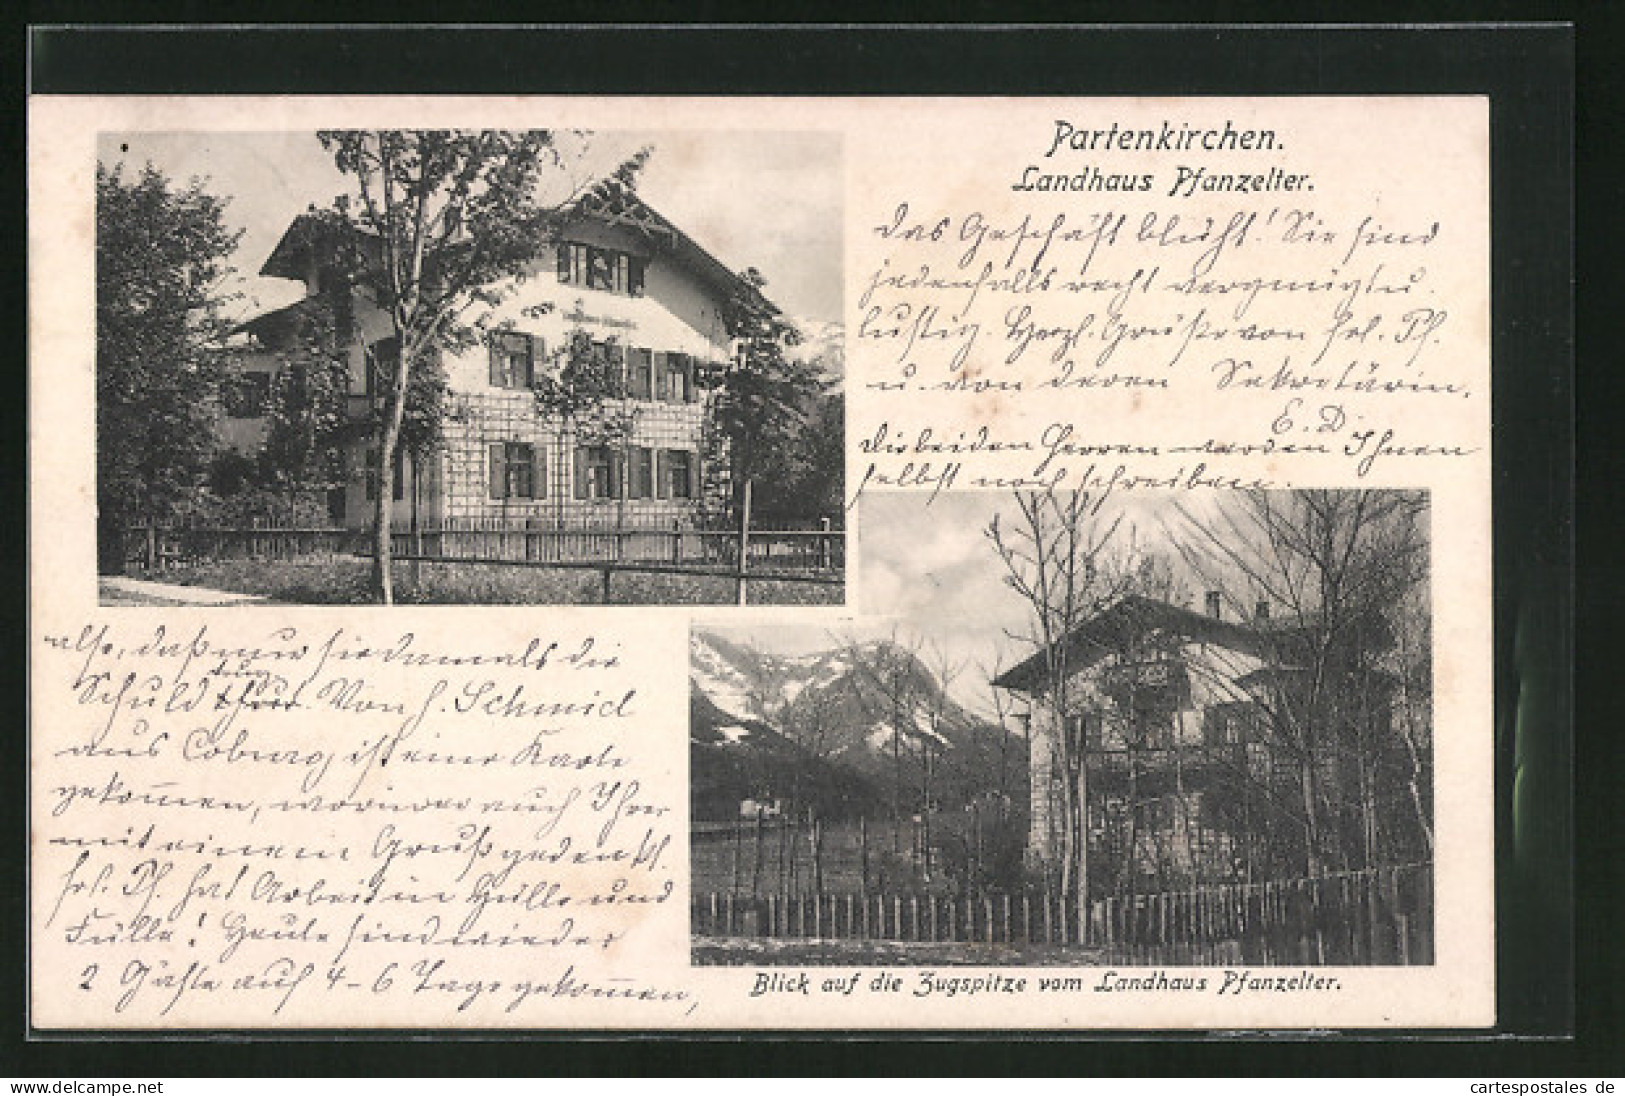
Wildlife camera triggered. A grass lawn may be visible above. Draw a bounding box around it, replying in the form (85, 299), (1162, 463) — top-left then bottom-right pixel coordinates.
(141, 554), (844, 606)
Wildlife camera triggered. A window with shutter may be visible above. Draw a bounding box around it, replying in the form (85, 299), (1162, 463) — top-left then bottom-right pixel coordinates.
(654, 449), (669, 499)
(558, 242), (648, 296)
(489, 332), (535, 389)
(667, 449), (694, 499)
(578, 445), (616, 500)
(490, 442), (538, 499)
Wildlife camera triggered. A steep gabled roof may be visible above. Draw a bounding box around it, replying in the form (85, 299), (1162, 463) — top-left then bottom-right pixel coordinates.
(991, 594), (1277, 696)
(259, 210), (354, 282)
(562, 179), (776, 318)
(258, 180), (777, 318)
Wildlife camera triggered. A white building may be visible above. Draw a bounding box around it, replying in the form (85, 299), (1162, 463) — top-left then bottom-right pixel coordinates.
(223, 181), (775, 531)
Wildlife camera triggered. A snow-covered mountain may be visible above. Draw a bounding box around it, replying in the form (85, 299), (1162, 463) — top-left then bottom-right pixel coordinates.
(690, 631), (1027, 822)
(787, 318), (844, 379)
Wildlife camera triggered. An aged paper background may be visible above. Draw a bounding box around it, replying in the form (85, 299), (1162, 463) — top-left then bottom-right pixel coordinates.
(29, 95), (1491, 1029)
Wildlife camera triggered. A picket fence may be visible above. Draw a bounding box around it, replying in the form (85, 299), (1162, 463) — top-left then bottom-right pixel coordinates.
(692, 864), (1433, 966)
(126, 518), (844, 577)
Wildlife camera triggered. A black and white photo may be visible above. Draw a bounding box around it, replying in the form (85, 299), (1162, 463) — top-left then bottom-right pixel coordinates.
(95, 130), (844, 606)
(691, 488), (1433, 966)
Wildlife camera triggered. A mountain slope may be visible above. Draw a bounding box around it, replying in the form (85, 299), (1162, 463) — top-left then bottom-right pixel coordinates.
(690, 631), (1028, 822)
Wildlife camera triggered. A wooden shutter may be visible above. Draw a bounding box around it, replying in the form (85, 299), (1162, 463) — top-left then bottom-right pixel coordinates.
(531, 444), (546, 499)
(638, 447), (656, 498)
(665, 353), (683, 403)
(488, 442), (506, 499)
(573, 445), (589, 500)
(683, 356), (698, 402)
(628, 348), (651, 399)
(609, 450), (625, 499)
(557, 243), (572, 283)
(652, 352), (668, 401)
(686, 449), (701, 499)
(530, 336), (548, 388)
(488, 335), (504, 387)
(655, 449), (669, 499)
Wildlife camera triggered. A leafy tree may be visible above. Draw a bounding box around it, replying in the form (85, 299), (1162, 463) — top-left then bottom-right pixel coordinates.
(317, 130), (567, 603)
(254, 290), (354, 522)
(95, 162), (241, 571)
(532, 329), (637, 526)
(701, 269), (829, 525)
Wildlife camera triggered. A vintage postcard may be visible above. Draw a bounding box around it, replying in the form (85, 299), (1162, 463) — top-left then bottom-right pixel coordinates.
(29, 94), (1491, 1030)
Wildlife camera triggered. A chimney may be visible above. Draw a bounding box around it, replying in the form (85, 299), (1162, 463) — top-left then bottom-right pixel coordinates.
(1255, 599), (1270, 622)
(1205, 590), (1222, 619)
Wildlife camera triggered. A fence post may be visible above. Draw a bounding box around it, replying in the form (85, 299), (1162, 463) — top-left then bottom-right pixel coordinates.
(731, 818), (743, 897)
(671, 518), (683, 564)
(859, 817), (870, 896)
(811, 816), (824, 896)
(145, 524), (158, 573)
(752, 811), (765, 896)
(818, 516), (831, 569)
(735, 479), (752, 606)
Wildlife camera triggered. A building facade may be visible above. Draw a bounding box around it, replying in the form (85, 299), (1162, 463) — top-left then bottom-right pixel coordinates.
(224, 182), (767, 531)
(994, 594), (1416, 895)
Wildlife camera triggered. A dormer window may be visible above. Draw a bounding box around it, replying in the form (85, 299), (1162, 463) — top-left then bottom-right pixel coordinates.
(558, 242), (646, 297)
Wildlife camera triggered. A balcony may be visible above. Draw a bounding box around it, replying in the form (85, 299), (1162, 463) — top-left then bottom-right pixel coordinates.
(1100, 658), (1190, 706)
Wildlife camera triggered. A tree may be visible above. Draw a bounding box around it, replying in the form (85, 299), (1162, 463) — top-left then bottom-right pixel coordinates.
(1172, 489), (1431, 876)
(986, 489), (1127, 914)
(839, 630), (930, 857)
(317, 130), (569, 603)
(254, 288), (354, 523)
(701, 270), (829, 525)
(95, 162), (241, 571)
(533, 329), (636, 526)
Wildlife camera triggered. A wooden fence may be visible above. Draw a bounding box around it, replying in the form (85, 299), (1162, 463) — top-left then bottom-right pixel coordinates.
(692, 863), (1433, 966)
(125, 518), (843, 582)
(388, 518), (844, 574)
(124, 523), (370, 569)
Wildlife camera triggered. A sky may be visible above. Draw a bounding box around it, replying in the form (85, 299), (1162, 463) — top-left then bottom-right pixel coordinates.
(723, 490), (1218, 717)
(98, 129), (844, 325)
